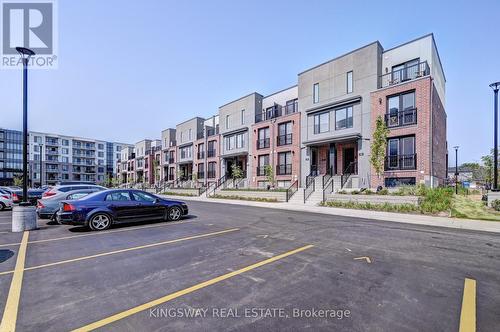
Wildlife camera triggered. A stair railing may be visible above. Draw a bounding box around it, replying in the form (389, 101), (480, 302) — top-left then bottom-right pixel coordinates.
(286, 180), (299, 202)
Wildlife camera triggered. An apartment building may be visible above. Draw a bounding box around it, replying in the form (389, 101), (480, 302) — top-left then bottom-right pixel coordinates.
(0, 128), (131, 186)
(119, 33), (446, 192)
(251, 86), (301, 188)
(219, 93), (263, 185)
(176, 117), (205, 182)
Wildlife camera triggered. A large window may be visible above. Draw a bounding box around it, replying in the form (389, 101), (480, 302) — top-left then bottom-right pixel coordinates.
(347, 71), (353, 94)
(277, 151), (292, 175)
(392, 58), (420, 83)
(208, 162), (216, 178)
(257, 154), (269, 176)
(180, 146), (192, 159)
(335, 106), (353, 130)
(313, 83), (319, 104)
(386, 136), (416, 170)
(226, 115), (230, 129)
(314, 112), (329, 134)
(257, 127), (270, 149)
(241, 109), (245, 125)
(225, 133), (244, 151)
(278, 122), (292, 146)
(387, 91), (416, 127)
(235, 133), (244, 148)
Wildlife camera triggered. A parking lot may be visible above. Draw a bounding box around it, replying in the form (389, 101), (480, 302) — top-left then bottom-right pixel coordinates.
(0, 201), (499, 331)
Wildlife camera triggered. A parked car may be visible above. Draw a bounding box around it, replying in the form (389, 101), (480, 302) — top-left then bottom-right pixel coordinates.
(43, 184), (106, 198)
(0, 186), (43, 204)
(0, 189), (13, 210)
(56, 181), (96, 186)
(57, 189), (188, 231)
(36, 188), (104, 220)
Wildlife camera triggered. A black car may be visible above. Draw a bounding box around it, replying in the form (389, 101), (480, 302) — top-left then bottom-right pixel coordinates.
(57, 189), (188, 231)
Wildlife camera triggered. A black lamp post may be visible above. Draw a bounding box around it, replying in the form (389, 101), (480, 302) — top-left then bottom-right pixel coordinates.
(16, 47), (35, 205)
(490, 82), (500, 191)
(453, 146), (459, 195)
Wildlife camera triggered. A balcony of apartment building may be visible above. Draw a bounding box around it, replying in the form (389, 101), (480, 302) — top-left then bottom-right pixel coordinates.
(276, 164), (292, 176)
(206, 127), (219, 137)
(73, 142), (96, 150)
(384, 108), (417, 128)
(45, 147), (59, 155)
(45, 164), (59, 172)
(378, 60), (430, 89)
(384, 154), (417, 171)
(256, 138), (270, 150)
(45, 137), (59, 146)
(255, 100), (298, 123)
(277, 133), (292, 146)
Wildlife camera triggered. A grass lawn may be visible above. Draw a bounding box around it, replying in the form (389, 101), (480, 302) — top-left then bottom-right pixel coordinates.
(451, 195), (500, 222)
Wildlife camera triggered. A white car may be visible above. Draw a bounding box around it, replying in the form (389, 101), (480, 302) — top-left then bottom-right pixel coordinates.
(0, 189), (13, 210)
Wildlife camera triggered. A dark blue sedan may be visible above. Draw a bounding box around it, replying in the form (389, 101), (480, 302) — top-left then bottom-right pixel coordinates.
(57, 189), (188, 231)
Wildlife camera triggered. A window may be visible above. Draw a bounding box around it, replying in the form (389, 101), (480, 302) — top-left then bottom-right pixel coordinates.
(278, 122), (292, 146)
(188, 129), (192, 140)
(387, 136), (416, 170)
(385, 177), (416, 187)
(180, 146), (192, 159)
(34, 136), (42, 143)
(257, 154), (269, 176)
(67, 192), (89, 200)
(241, 109), (245, 125)
(132, 191), (156, 202)
(208, 162), (216, 178)
(335, 106), (353, 130)
(257, 127), (270, 149)
(62, 165), (68, 171)
(313, 83), (319, 103)
(62, 139), (69, 146)
(180, 132), (184, 143)
(226, 115), (230, 129)
(277, 151), (292, 175)
(347, 71), (353, 94)
(98, 144), (104, 150)
(392, 59), (420, 82)
(313, 112), (329, 134)
(34, 145), (39, 152)
(387, 91), (416, 127)
(235, 133), (244, 149)
(62, 148), (69, 154)
(105, 192), (131, 201)
(62, 157), (69, 163)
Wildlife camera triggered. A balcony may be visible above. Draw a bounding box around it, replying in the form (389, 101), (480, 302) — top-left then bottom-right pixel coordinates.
(385, 108), (417, 128)
(256, 166), (266, 176)
(385, 154), (417, 170)
(255, 101), (298, 123)
(257, 138), (270, 149)
(197, 151), (205, 159)
(379, 61), (430, 88)
(276, 164), (292, 175)
(277, 134), (292, 146)
(207, 149), (216, 158)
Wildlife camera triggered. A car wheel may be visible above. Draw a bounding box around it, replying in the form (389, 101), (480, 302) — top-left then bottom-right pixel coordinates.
(88, 213), (112, 231)
(0, 202), (5, 211)
(167, 206), (182, 221)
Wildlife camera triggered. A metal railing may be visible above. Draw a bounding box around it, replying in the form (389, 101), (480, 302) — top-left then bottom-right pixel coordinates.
(385, 154), (417, 170)
(304, 172), (316, 203)
(197, 171), (205, 179)
(276, 164), (292, 175)
(255, 101), (298, 123)
(341, 162), (357, 189)
(286, 180), (299, 202)
(257, 138), (270, 149)
(277, 134), (292, 146)
(385, 108), (417, 128)
(379, 61), (430, 88)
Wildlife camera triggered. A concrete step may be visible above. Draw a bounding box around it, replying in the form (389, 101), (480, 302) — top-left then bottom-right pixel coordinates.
(287, 188), (305, 204)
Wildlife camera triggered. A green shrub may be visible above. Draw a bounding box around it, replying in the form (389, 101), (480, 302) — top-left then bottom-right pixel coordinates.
(211, 194), (278, 202)
(363, 189), (374, 195)
(418, 187), (453, 213)
(377, 188), (388, 195)
(221, 188), (286, 192)
(161, 191), (198, 197)
(351, 190), (360, 195)
(337, 190), (347, 194)
(394, 185), (417, 196)
(491, 199), (500, 211)
(321, 200), (419, 213)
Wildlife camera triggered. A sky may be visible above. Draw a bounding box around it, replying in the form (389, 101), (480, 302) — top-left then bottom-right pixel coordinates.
(1, 0), (499, 165)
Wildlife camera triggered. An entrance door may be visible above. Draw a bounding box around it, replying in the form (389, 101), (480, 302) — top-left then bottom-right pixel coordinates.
(226, 159), (234, 178)
(310, 148), (318, 175)
(343, 147), (356, 174)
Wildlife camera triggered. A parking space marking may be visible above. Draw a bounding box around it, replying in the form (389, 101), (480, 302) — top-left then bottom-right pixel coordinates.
(459, 278), (476, 332)
(0, 228), (239, 276)
(0, 220), (194, 248)
(0, 231), (29, 332)
(72, 244), (314, 331)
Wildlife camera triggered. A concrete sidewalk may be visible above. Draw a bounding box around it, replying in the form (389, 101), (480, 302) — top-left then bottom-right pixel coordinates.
(160, 194), (500, 234)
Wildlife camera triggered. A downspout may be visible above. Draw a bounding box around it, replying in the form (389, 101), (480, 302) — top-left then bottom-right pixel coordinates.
(429, 78), (434, 188)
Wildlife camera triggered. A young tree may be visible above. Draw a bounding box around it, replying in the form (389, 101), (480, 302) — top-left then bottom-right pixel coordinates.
(231, 163), (244, 180)
(370, 116), (389, 187)
(264, 165), (275, 188)
(13, 175), (23, 187)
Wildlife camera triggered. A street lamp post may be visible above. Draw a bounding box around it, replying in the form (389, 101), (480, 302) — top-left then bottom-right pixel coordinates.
(16, 47), (35, 205)
(453, 146), (459, 195)
(39, 143), (44, 187)
(490, 82), (500, 191)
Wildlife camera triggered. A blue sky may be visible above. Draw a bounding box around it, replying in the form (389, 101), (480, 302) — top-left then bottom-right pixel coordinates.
(1, 0), (499, 165)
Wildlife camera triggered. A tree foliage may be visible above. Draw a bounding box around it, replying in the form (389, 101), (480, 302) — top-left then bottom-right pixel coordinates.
(370, 116), (389, 179)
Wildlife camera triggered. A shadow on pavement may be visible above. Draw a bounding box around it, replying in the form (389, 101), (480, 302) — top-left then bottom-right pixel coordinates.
(0, 249), (14, 263)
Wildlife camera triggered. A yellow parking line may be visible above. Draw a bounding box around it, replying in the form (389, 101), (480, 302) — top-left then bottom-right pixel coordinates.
(0, 220), (192, 248)
(0, 231), (29, 332)
(72, 244), (314, 331)
(459, 278), (476, 332)
(0, 228), (239, 276)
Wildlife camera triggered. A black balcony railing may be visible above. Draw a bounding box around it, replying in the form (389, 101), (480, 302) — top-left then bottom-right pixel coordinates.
(379, 61), (430, 88)
(257, 138), (270, 149)
(385, 108), (417, 128)
(197, 151), (205, 159)
(255, 101), (298, 123)
(276, 164), (292, 175)
(385, 154), (417, 170)
(207, 170), (216, 179)
(256, 166), (267, 176)
(168, 174), (174, 181)
(284, 101), (298, 115)
(207, 149), (216, 158)
(277, 134), (292, 146)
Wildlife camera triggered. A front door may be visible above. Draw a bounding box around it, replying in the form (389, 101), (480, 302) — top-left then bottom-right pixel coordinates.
(226, 159), (234, 178)
(343, 147), (356, 174)
(310, 147), (318, 175)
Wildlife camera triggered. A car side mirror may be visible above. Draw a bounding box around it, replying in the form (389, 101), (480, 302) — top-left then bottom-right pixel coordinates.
(154, 198), (161, 204)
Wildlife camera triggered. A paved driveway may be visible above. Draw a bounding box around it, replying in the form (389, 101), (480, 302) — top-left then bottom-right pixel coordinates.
(0, 201), (498, 331)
